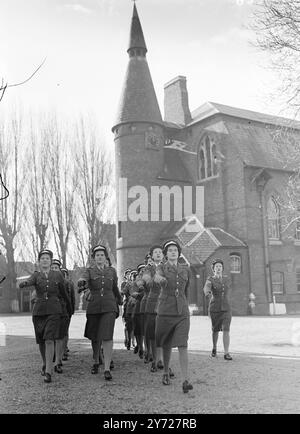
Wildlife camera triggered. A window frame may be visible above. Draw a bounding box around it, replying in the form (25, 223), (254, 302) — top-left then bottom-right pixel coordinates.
(230, 254), (241, 274)
(267, 197), (280, 241)
(271, 271), (284, 295)
(197, 136), (219, 181)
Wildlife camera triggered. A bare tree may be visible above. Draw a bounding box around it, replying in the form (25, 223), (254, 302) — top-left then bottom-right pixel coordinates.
(251, 0), (300, 117)
(19, 116), (52, 263)
(45, 114), (78, 267)
(0, 110), (26, 311)
(0, 59), (46, 103)
(71, 116), (115, 267)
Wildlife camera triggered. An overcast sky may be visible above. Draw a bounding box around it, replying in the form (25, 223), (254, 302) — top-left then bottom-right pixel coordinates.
(0, 0), (284, 149)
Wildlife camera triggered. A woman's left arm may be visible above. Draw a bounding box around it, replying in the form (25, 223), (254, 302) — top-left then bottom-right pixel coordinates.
(59, 275), (72, 314)
(112, 269), (123, 305)
(184, 268), (191, 299)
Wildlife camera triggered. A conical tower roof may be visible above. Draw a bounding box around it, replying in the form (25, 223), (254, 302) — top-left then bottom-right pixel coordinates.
(112, 3), (163, 129)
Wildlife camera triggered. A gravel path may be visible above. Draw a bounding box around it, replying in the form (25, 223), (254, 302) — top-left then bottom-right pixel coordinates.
(1, 334), (300, 414)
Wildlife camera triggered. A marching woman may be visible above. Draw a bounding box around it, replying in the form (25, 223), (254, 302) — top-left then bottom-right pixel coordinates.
(131, 264), (146, 359)
(121, 269), (132, 349)
(203, 258), (233, 360)
(50, 259), (69, 373)
(77, 245), (122, 381)
(140, 256), (152, 363)
(154, 240), (193, 393)
(61, 268), (76, 360)
(19, 249), (71, 383)
(143, 244), (165, 372)
(123, 270), (138, 350)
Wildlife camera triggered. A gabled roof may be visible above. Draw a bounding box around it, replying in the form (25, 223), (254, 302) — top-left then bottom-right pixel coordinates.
(209, 228), (246, 248)
(190, 101), (300, 130)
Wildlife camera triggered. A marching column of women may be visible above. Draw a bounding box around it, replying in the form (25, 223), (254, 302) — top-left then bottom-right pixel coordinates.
(19, 240), (232, 392)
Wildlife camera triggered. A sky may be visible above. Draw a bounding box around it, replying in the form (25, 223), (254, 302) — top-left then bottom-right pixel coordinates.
(0, 0), (286, 151)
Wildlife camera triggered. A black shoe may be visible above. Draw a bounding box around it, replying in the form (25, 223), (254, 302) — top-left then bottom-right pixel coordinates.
(134, 346), (139, 354)
(104, 370), (112, 381)
(144, 354), (149, 364)
(169, 367), (175, 378)
(62, 355), (68, 361)
(157, 360), (164, 370)
(54, 365), (63, 374)
(138, 350), (144, 359)
(150, 362), (157, 373)
(182, 380), (193, 393)
(91, 364), (99, 374)
(41, 365), (46, 376)
(44, 373), (52, 383)
(211, 348), (217, 357)
(224, 353), (233, 361)
(127, 343), (131, 350)
(162, 373), (170, 385)
(110, 360), (114, 370)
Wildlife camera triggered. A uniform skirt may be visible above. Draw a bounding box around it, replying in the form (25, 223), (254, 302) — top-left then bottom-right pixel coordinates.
(58, 314), (70, 339)
(133, 313), (143, 336)
(210, 310), (232, 332)
(84, 312), (116, 341)
(144, 313), (157, 340)
(155, 315), (190, 348)
(32, 314), (61, 344)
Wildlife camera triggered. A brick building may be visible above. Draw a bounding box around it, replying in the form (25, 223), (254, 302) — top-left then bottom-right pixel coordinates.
(112, 4), (300, 316)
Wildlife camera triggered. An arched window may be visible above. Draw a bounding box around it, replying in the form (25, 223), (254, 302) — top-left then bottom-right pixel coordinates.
(205, 137), (212, 178)
(267, 197), (280, 240)
(230, 254), (241, 274)
(198, 136), (218, 180)
(211, 143), (217, 176)
(199, 149), (205, 180)
(295, 220), (300, 240)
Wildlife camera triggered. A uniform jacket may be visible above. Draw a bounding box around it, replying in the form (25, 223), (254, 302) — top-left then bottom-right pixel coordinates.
(21, 270), (71, 317)
(140, 283), (150, 314)
(65, 279), (76, 315)
(144, 263), (163, 314)
(79, 265), (122, 315)
(203, 275), (231, 312)
(131, 278), (144, 316)
(125, 281), (137, 315)
(155, 261), (191, 316)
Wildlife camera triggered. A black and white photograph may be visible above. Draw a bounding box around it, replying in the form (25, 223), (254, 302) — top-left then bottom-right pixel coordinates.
(1, 0), (300, 418)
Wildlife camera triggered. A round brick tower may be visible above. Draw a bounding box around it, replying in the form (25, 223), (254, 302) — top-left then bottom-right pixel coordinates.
(112, 4), (166, 276)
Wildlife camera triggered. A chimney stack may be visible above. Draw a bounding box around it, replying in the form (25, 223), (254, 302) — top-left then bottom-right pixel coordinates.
(164, 76), (191, 125)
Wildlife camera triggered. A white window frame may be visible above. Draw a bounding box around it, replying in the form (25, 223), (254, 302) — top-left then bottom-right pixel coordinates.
(271, 271), (284, 295)
(230, 254), (241, 274)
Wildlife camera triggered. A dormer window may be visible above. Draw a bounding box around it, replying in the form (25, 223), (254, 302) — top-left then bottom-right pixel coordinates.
(267, 197), (280, 240)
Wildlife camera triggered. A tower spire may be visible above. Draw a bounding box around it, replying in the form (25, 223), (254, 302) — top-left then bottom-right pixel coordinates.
(128, 2), (147, 56)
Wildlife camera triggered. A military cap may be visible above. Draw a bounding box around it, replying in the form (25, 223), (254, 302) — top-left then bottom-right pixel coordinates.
(137, 264), (146, 273)
(211, 258), (224, 270)
(91, 244), (109, 259)
(38, 249), (53, 261)
(162, 240), (181, 256)
(52, 259), (62, 268)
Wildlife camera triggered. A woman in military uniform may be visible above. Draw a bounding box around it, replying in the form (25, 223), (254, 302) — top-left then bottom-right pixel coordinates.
(154, 240), (193, 393)
(143, 244), (165, 372)
(61, 268), (75, 360)
(19, 249), (71, 383)
(203, 258), (232, 360)
(123, 270), (138, 350)
(121, 269), (132, 348)
(131, 263), (146, 359)
(78, 245), (122, 381)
